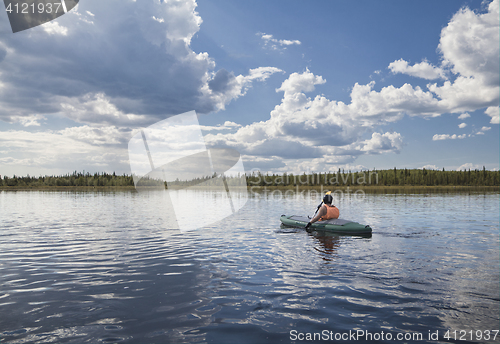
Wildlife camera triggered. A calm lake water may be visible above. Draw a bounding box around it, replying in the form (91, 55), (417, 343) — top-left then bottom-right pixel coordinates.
(0, 189), (499, 343)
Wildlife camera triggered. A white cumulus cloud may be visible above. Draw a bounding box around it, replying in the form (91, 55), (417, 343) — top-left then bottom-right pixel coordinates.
(59, 125), (130, 145)
(429, 0), (499, 113)
(388, 0), (499, 116)
(456, 163), (483, 171)
(202, 67), (283, 112)
(485, 106), (499, 124)
(388, 59), (446, 80)
(258, 32), (301, 51)
(42, 22), (68, 35)
(476, 126), (492, 135)
(14, 114), (46, 127)
(359, 132), (403, 154)
(432, 133), (467, 140)
(420, 165), (440, 170)
(276, 69), (325, 95)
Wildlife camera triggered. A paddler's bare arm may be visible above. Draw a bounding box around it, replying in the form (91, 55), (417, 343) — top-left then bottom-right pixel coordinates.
(310, 205), (326, 224)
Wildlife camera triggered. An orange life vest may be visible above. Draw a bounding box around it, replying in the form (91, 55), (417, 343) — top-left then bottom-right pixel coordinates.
(320, 204), (339, 221)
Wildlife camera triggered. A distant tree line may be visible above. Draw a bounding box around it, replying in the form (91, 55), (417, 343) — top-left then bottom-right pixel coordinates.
(0, 171), (134, 187)
(245, 167), (500, 187)
(0, 171), (245, 188)
(1, 167), (498, 188)
(166, 173), (246, 188)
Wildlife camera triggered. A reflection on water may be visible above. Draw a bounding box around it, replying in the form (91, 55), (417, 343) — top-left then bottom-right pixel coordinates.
(0, 189), (498, 343)
(309, 232), (342, 259)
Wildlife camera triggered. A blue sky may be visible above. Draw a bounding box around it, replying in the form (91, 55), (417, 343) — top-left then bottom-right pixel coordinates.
(0, 0), (498, 177)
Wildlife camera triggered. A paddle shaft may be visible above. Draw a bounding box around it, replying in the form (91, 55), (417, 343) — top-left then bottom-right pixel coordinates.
(311, 202), (323, 218)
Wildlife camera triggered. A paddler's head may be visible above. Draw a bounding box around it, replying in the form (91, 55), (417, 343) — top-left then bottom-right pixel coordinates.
(323, 193), (333, 205)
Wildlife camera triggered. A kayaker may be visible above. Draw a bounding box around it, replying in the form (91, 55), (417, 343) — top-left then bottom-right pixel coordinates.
(305, 193), (339, 229)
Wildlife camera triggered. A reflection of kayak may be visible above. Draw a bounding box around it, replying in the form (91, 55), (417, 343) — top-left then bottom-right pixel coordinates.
(280, 215), (372, 235)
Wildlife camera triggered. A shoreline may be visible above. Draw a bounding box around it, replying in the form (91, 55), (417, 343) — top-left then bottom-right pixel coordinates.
(0, 185), (138, 191)
(246, 185), (499, 191)
(0, 185), (498, 192)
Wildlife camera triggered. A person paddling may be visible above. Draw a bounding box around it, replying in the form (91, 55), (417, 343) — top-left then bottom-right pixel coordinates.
(305, 193), (339, 229)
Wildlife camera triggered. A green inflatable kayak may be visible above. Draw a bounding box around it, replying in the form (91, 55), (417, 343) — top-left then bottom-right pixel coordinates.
(280, 215), (372, 235)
